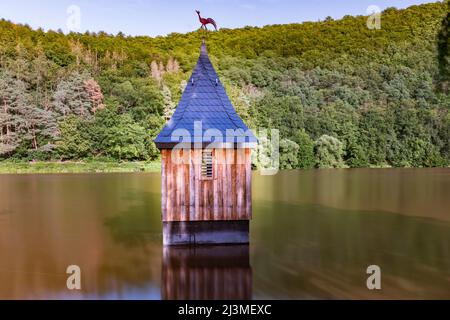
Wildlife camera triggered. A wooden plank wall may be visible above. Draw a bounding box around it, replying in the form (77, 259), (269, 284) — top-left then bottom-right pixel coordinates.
(161, 148), (252, 222)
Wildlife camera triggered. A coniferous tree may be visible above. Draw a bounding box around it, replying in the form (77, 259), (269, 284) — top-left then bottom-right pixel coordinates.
(0, 71), (29, 155)
(53, 72), (94, 118)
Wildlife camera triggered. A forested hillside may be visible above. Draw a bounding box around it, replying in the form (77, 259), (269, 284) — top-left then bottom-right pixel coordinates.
(0, 2), (449, 168)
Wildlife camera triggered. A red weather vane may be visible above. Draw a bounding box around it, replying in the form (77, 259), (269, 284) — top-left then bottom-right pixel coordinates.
(196, 10), (218, 31)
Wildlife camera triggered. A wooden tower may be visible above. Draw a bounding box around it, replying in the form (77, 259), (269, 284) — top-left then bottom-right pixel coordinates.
(154, 41), (257, 245)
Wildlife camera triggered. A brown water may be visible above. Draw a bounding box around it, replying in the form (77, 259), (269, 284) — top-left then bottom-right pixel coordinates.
(0, 169), (449, 300)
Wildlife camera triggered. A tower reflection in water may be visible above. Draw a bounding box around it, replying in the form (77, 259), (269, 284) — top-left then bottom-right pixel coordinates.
(162, 245), (252, 300)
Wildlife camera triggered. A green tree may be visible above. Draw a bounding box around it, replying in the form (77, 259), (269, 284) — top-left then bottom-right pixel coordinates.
(358, 107), (394, 165)
(292, 129), (315, 169)
(56, 115), (92, 159)
(92, 108), (149, 160)
(110, 79), (164, 121)
(144, 114), (165, 160)
(251, 94), (304, 138)
(346, 141), (369, 168)
(314, 135), (345, 168)
(279, 139), (300, 169)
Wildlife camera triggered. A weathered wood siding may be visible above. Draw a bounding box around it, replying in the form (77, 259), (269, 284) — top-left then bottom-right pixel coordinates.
(161, 148), (252, 222)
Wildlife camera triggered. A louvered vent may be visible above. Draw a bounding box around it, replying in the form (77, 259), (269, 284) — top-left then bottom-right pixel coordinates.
(201, 150), (213, 179)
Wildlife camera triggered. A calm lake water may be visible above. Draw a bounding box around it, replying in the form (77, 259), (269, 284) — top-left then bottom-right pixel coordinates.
(0, 169), (449, 300)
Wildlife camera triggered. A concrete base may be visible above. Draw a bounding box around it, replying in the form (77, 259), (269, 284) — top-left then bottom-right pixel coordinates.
(163, 221), (249, 246)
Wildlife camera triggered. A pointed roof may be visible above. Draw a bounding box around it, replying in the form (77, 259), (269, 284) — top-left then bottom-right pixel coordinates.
(154, 42), (257, 149)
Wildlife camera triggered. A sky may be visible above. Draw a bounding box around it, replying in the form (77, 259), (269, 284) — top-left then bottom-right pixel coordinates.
(0, 0), (442, 37)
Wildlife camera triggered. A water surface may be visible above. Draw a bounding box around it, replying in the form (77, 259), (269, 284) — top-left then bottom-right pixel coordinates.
(0, 169), (449, 299)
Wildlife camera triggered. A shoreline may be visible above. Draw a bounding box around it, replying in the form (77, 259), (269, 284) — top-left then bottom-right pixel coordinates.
(0, 161), (161, 174)
(0, 160), (448, 175)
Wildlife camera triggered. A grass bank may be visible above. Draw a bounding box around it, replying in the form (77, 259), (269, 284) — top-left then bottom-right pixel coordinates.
(0, 160), (161, 174)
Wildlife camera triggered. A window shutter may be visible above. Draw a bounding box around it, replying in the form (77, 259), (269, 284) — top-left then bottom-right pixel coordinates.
(201, 150), (213, 179)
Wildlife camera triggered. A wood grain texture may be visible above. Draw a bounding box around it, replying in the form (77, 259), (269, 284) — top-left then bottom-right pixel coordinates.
(161, 149), (167, 220)
(161, 148), (253, 222)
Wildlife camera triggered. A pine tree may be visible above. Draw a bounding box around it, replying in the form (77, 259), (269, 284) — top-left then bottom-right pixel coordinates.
(0, 71), (28, 155)
(22, 103), (58, 152)
(52, 72), (94, 118)
(0, 70), (58, 155)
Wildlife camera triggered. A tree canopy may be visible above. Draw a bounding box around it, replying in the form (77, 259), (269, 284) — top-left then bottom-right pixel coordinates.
(0, 2), (449, 167)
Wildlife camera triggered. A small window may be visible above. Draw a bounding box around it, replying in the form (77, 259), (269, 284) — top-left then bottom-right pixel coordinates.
(201, 150), (213, 179)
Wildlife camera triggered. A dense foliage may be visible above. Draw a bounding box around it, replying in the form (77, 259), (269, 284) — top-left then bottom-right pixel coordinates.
(438, 0), (450, 91)
(0, 2), (449, 167)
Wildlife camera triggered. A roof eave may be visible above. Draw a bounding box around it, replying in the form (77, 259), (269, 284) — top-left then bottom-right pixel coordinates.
(155, 142), (258, 150)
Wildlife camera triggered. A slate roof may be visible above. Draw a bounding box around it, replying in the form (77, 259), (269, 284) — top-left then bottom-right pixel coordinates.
(154, 42), (257, 149)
